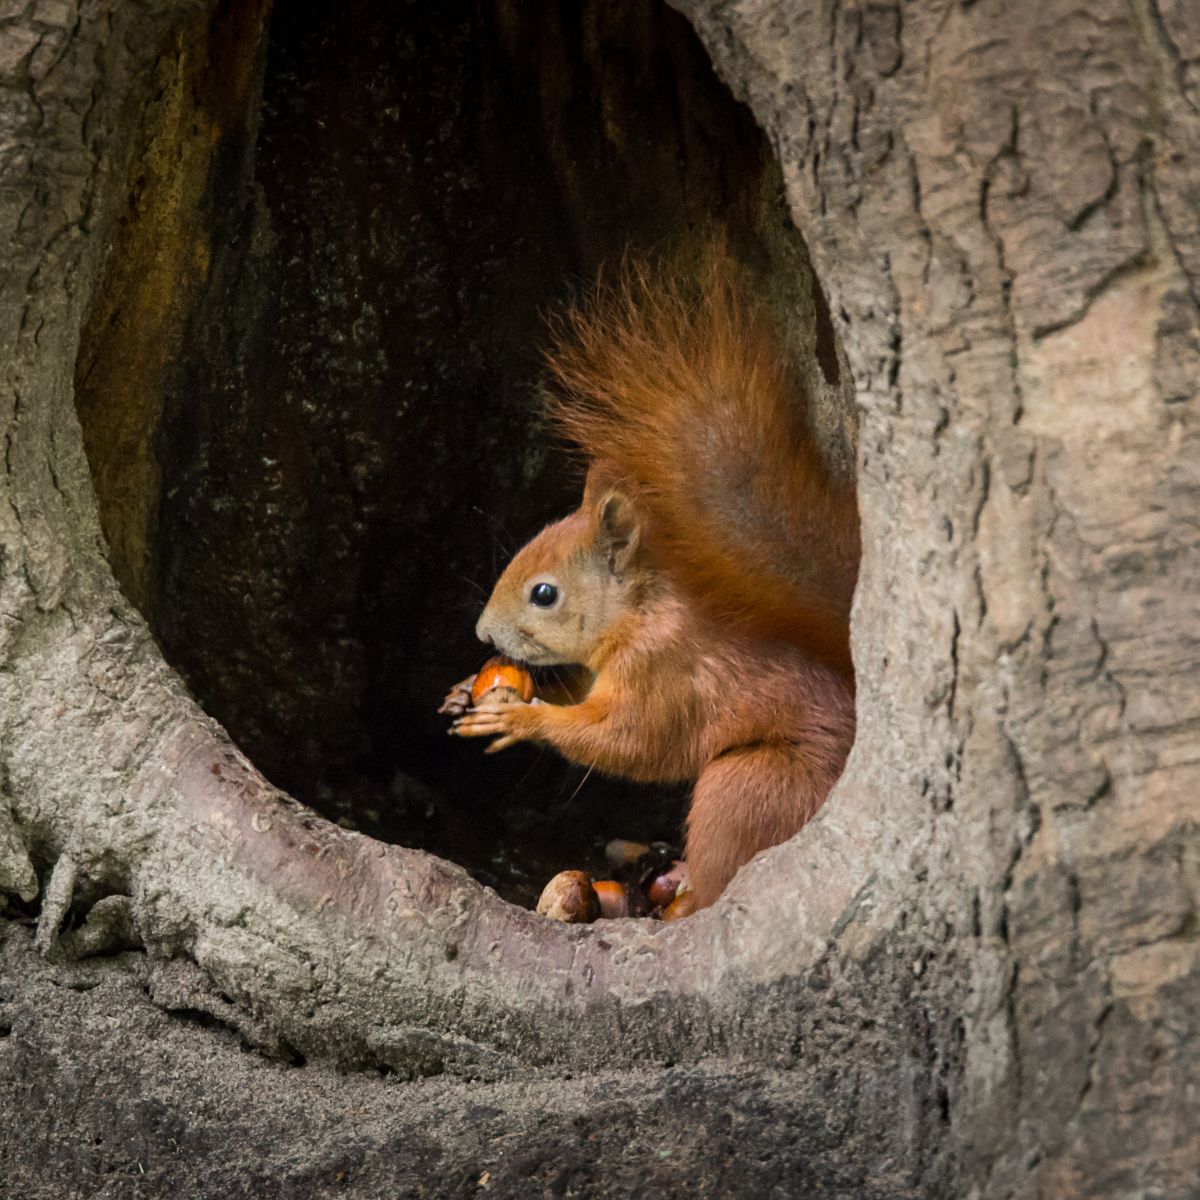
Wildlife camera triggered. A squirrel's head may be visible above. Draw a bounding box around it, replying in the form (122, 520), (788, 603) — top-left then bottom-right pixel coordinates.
(475, 486), (642, 667)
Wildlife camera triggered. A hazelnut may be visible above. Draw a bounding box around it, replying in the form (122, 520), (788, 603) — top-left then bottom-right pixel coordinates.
(662, 889), (699, 922)
(592, 880), (631, 919)
(645, 862), (686, 908)
(604, 839), (652, 871)
(536, 870), (600, 923)
(470, 656), (535, 706)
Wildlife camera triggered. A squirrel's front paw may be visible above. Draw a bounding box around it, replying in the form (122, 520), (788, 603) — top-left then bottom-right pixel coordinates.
(451, 700), (536, 753)
(437, 674), (478, 717)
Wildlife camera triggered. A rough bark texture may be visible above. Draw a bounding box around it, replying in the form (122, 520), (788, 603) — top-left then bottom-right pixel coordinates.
(0, 1), (1196, 1198)
(669, 0), (1199, 1193)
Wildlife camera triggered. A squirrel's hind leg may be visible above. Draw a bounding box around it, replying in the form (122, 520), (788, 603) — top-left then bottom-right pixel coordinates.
(685, 743), (831, 909)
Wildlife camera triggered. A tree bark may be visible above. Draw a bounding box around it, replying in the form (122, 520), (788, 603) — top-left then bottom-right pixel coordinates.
(0, 0), (1196, 1195)
(673, 0), (1200, 1192)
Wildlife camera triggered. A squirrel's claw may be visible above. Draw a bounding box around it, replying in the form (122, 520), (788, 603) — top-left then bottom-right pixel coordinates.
(438, 674), (478, 717)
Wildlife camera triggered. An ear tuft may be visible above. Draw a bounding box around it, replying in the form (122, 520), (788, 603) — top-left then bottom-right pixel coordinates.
(596, 490), (640, 576)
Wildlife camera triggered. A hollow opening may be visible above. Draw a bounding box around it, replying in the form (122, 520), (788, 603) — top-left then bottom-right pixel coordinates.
(75, 0), (856, 906)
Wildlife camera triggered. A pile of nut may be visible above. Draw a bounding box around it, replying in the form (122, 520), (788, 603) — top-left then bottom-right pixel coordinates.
(536, 840), (696, 924)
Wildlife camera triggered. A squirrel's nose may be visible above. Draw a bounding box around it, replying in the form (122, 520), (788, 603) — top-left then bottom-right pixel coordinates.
(475, 613), (494, 646)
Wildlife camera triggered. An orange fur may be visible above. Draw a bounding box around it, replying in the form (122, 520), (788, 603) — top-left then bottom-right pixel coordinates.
(455, 252), (858, 909)
(546, 253), (859, 674)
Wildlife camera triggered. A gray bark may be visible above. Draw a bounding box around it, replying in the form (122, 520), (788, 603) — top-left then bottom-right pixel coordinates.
(1, 0), (1196, 1196)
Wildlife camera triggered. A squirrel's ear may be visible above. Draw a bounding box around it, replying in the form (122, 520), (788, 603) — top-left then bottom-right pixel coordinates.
(596, 490), (640, 577)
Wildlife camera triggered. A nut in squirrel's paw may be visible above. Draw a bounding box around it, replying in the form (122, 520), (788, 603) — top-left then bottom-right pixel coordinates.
(469, 656), (535, 707)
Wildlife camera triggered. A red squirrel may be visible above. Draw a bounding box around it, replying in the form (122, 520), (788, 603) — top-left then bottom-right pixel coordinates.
(447, 253), (858, 910)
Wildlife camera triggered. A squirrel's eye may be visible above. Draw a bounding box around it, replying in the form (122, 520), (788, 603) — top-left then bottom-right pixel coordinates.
(530, 582), (559, 608)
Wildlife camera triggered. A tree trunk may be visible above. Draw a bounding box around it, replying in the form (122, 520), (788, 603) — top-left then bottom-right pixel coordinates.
(1, 0), (1195, 1196)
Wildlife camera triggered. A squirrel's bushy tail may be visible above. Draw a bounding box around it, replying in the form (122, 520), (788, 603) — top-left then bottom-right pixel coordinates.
(544, 250), (859, 675)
